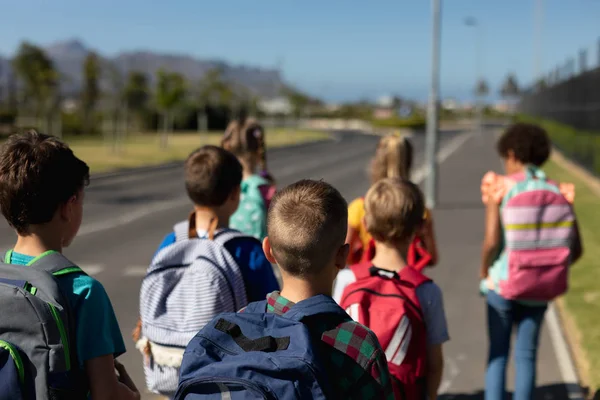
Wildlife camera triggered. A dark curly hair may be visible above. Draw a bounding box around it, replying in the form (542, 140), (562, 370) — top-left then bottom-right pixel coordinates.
(496, 123), (551, 167)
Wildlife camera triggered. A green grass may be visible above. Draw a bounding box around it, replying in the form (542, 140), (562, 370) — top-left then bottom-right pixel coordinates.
(544, 159), (600, 395)
(61, 129), (329, 173)
(517, 115), (600, 175)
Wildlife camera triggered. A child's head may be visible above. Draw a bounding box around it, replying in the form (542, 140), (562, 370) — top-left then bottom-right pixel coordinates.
(0, 130), (89, 247)
(264, 179), (348, 281)
(221, 116), (268, 175)
(370, 134), (413, 184)
(496, 123), (551, 174)
(365, 178), (424, 248)
(184, 145), (243, 218)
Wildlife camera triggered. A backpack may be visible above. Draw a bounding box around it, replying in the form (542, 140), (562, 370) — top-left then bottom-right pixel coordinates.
(229, 175), (272, 242)
(0, 250), (87, 400)
(498, 166), (576, 302)
(174, 295), (349, 400)
(339, 263), (430, 400)
(137, 221), (249, 396)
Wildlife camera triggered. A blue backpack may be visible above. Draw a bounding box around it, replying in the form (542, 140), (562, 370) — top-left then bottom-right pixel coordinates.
(174, 295), (350, 400)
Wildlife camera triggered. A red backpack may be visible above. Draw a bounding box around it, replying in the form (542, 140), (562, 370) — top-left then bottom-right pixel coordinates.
(339, 263), (430, 400)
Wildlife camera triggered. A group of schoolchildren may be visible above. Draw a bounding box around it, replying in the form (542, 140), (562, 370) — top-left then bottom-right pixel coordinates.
(0, 119), (582, 400)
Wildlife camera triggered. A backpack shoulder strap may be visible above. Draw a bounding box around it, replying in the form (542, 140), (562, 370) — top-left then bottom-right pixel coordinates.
(213, 229), (253, 246)
(242, 175), (270, 202)
(5, 250), (84, 277)
(243, 300), (268, 313)
(173, 220), (190, 242)
(398, 266), (432, 288)
(284, 295), (349, 322)
(350, 262), (373, 280)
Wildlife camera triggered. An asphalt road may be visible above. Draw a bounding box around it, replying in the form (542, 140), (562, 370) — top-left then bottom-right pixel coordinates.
(0, 130), (572, 399)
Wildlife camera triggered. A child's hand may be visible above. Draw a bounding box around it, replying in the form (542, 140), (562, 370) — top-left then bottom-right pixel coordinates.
(114, 359), (140, 396)
(479, 266), (488, 280)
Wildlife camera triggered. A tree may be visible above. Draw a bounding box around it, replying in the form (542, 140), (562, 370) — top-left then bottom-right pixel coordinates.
(282, 86), (311, 119)
(500, 73), (520, 98)
(156, 69), (186, 148)
(475, 79), (489, 97)
(12, 42), (58, 125)
(81, 52), (101, 134)
(124, 71), (150, 130)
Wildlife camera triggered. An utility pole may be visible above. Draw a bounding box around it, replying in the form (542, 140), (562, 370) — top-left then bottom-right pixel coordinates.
(534, 0), (543, 82)
(425, 0), (442, 209)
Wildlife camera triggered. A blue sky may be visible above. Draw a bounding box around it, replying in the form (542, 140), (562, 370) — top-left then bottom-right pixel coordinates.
(1, 0), (599, 102)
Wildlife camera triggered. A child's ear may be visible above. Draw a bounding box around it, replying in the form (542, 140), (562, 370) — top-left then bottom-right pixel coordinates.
(59, 196), (77, 222)
(335, 243), (350, 271)
(231, 185), (241, 201)
(262, 237), (277, 264)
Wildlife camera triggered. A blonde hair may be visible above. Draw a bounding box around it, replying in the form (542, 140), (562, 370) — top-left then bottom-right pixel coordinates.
(364, 178), (424, 244)
(370, 134), (413, 183)
(267, 179), (347, 277)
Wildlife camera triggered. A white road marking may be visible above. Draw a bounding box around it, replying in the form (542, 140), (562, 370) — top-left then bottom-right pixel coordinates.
(78, 197), (190, 237)
(547, 304), (585, 400)
(412, 131), (475, 184)
(123, 266), (148, 277)
(80, 264), (104, 275)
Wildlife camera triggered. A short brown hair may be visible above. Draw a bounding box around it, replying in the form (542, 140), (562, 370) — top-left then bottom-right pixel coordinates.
(370, 134), (413, 184)
(496, 123), (551, 166)
(0, 130), (90, 234)
(184, 145), (242, 207)
(365, 178), (424, 243)
(267, 179), (347, 277)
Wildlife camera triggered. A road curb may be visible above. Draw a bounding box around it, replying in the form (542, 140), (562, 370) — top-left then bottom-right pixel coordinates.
(547, 303), (586, 400)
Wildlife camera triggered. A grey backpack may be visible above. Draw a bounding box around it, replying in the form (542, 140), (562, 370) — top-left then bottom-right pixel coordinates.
(0, 250), (87, 399)
(136, 221), (249, 397)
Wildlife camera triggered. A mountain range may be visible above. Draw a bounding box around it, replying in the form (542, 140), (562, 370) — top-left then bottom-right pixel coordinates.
(0, 39), (285, 99)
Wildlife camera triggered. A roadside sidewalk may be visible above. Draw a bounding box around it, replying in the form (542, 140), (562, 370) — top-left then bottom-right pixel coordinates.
(425, 131), (574, 399)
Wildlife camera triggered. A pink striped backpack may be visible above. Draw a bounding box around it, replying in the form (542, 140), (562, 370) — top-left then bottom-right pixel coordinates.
(499, 166), (576, 302)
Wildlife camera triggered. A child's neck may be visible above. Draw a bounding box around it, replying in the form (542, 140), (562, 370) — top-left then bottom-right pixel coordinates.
(193, 207), (230, 231)
(279, 272), (333, 304)
(371, 241), (409, 272)
(13, 229), (63, 257)
(240, 159), (256, 180)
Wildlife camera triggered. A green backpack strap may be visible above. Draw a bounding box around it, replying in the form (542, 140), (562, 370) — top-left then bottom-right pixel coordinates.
(524, 165), (547, 180)
(4, 249), (85, 277)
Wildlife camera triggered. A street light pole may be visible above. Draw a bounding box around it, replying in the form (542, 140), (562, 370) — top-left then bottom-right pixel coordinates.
(465, 17), (483, 135)
(534, 0), (543, 82)
(425, 0), (442, 209)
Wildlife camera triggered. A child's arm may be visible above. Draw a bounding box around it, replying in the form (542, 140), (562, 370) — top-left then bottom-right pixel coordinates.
(417, 283), (450, 400)
(480, 198), (501, 279)
(420, 211), (438, 266)
(571, 219), (583, 264)
(426, 344), (444, 400)
(86, 355), (140, 400)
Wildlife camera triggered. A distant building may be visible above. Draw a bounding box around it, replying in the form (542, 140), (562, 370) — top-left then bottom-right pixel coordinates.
(376, 95), (394, 108)
(442, 98), (459, 111)
(61, 98), (78, 114)
(259, 97), (292, 115)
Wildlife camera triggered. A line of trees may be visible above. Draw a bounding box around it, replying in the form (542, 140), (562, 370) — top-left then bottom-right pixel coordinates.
(0, 42), (292, 141)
